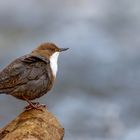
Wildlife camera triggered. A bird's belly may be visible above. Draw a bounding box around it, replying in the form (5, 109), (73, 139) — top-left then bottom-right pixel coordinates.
(10, 77), (53, 100)
(13, 90), (47, 100)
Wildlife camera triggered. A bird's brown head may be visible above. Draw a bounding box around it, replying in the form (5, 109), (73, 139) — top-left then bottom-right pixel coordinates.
(32, 42), (69, 58)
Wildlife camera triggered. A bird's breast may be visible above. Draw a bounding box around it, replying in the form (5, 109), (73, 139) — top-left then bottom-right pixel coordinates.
(50, 52), (59, 77)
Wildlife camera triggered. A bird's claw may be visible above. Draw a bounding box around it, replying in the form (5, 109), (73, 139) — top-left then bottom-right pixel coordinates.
(24, 102), (46, 111)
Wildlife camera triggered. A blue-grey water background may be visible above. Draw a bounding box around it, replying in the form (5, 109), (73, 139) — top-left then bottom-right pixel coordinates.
(0, 0), (140, 140)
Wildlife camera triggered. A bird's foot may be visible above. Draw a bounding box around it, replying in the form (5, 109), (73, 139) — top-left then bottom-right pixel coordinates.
(24, 102), (46, 111)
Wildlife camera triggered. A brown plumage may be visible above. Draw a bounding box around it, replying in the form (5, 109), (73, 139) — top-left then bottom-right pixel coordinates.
(0, 42), (69, 109)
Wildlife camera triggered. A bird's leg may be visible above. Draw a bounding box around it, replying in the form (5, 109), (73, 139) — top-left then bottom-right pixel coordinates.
(23, 97), (46, 110)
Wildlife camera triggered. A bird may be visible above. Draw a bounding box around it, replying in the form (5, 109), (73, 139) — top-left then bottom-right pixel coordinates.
(0, 42), (69, 110)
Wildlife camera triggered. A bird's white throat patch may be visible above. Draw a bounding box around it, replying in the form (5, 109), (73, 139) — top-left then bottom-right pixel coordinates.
(50, 52), (59, 77)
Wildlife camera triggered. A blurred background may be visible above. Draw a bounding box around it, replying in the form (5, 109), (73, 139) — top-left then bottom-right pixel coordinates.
(0, 0), (140, 140)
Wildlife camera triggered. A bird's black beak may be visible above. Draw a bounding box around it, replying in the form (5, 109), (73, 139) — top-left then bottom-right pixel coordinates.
(59, 48), (69, 52)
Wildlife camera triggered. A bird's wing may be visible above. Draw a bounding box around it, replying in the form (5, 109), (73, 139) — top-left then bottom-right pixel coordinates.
(21, 54), (50, 64)
(0, 54), (50, 91)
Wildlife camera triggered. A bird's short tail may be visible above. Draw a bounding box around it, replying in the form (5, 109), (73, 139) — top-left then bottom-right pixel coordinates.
(0, 89), (8, 94)
(0, 90), (4, 94)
